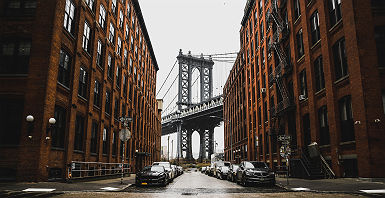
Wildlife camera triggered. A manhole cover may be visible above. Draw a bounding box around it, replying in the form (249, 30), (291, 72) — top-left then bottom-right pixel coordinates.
(181, 192), (198, 195)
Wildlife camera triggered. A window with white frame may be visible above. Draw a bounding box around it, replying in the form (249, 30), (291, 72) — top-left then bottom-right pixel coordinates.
(85, 0), (94, 11)
(117, 36), (122, 56)
(82, 21), (91, 52)
(96, 40), (103, 66)
(109, 23), (115, 44)
(111, 0), (117, 15)
(119, 10), (124, 29)
(64, 0), (75, 34)
(310, 11), (320, 45)
(99, 4), (106, 29)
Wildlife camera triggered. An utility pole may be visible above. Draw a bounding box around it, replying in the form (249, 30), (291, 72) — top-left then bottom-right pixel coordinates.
(167, 136), (170, 161)
(171, 140), (174, 161)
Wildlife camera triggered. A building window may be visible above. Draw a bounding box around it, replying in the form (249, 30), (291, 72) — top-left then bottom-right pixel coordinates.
(63, 0), (75, 34)
(333, 38), (348, 80)
(296, 29), (304, 58)
(294, 0), (301, 20)
(129, 57), (133, 74)
(265, 132), (270, 154)
(111, 0), (117, 16)
(114, 98), (119, 119)
(329, 0), (342, 27)
(5, 0), (37, 16)
(107, 54), (114, 79)
(105, 91), (111, 115)
(85, 0), (94, 11)
(58, 49), (71, 87)
(0, 96), (23, 146)
(258, 0), (263, 15)
(78, 67), (88, 98)
(109, 23), (115, 44)
(99, 4), (106, 29)
(119, 10), (124, 29)
(130, 35), (134, 51)
(339, 95), (354, 142)
(382, 90), (385, 114)
(374, 26), (385, 68)
(82, 21), (91, 53)
(299, 69), (307, 98)
(90, 121), (98, 154)
(125, 23), (130, 41)
(123, 75), (127, 96)
(112, 131), (117, 155)
(258, 106), (262, 126)
(123, 48), (128, 66)
(314, 56), (325, 91)
(116, 66), (121, 88)
(102, 128), (108, 155)
(0, 39), (31, 74)
(96, 40), (103, 66)
(264, 101), (268, 122)
(310, 11), (320, 45)
(303, 114), (311, 146)
(260, 23), (264, 40)
(318, 106), (330, 145)
(74, 115), (85, 151)
(94, 80), (101, 107)
(52, 105), (66, 149)
(262, 47), (265, 66)
(116, 37), (122, 56)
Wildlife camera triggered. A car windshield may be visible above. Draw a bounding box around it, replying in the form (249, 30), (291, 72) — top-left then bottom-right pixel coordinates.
(151, 166), (164, 172)
(245, 162), (268, 169)
(222, 166), (229, 171)
(224, 162), (231, 166)
(153, 162), (171, 168)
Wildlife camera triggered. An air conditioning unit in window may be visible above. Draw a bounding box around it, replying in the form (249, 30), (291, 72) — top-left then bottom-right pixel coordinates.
(299, 95), (306, 101)
(261, 88), (266, 94)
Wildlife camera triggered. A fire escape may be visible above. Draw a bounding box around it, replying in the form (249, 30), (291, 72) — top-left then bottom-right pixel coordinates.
(266, 0), (335, 179)
(266, 0), (293, 127)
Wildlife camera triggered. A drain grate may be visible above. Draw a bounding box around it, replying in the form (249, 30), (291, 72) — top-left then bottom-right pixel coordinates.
(181, 192), (198, 196)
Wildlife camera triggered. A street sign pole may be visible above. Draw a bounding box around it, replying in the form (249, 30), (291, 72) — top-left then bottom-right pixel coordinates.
(118, 117), (132, 184)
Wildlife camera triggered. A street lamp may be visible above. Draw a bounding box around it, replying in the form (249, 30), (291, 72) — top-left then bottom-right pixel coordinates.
(209, 115), (232, 163)
(26, 115), (34, 139)
(46, 117), (56, 141)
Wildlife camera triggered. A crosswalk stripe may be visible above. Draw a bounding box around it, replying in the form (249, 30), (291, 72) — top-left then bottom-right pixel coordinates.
(360, 189), (385, 194)
(22, 188), (56, 192)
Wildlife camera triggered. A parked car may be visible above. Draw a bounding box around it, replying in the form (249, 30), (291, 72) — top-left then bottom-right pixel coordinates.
(201, 167), (207, 173)
(135, 165), (169, 186)
(213, 161), (231, 178)
(227, 164), (239, 182)
(236, 161), (275, 186)
(153, 162), (174, 181)
(208, 164), (215, 176)
(216, 166), (230, 180)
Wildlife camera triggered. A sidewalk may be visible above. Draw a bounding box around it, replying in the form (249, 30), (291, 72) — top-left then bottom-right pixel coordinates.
(0, 174), (136, 193)
(276, 176), (385, 196)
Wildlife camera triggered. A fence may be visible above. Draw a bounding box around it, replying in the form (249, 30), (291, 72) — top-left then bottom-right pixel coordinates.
(68, 161), (130, 180)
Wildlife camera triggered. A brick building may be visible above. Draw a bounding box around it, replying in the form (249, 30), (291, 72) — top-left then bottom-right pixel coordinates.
(223, 0), (385, 178)
(0, 0), (161, 181)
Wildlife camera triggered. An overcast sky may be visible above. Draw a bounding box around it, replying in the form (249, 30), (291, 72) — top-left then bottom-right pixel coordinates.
(139, 0), (246, 159)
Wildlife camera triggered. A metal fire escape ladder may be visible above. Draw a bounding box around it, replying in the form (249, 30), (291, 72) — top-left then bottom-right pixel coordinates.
(267, 0), (291, 112)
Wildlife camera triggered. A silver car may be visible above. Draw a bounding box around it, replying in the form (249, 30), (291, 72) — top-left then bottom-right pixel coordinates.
(153, 162), (174, 181)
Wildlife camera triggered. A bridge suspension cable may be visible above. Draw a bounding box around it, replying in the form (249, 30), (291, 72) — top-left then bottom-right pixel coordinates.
(161, 74), (179, 100)
(156, 60), (178, 97)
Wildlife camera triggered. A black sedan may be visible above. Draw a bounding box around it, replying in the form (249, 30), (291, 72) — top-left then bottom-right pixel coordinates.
(236, 161), (275, 186)
(135, 165), (169, 186)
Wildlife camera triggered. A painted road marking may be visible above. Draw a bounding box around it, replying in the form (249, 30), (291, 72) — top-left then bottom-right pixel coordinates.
(360, 189), (385, 194)
(100, 187), (120, 191)
(291, 187), (311, 191)
(22, 188), (56, 192)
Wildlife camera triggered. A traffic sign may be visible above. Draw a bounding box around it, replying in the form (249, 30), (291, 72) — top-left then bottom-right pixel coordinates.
(280, 145), (291, 158)
(119, 128), (131, 141)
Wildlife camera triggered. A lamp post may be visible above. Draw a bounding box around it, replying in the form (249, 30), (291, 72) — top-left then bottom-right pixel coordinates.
(25, 115), (34, 139)
(46, 118), (56, 141)
(209, 116), (232, 163)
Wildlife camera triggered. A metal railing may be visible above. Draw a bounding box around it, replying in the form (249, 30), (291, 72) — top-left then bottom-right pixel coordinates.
(68, 161), (130, 180)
